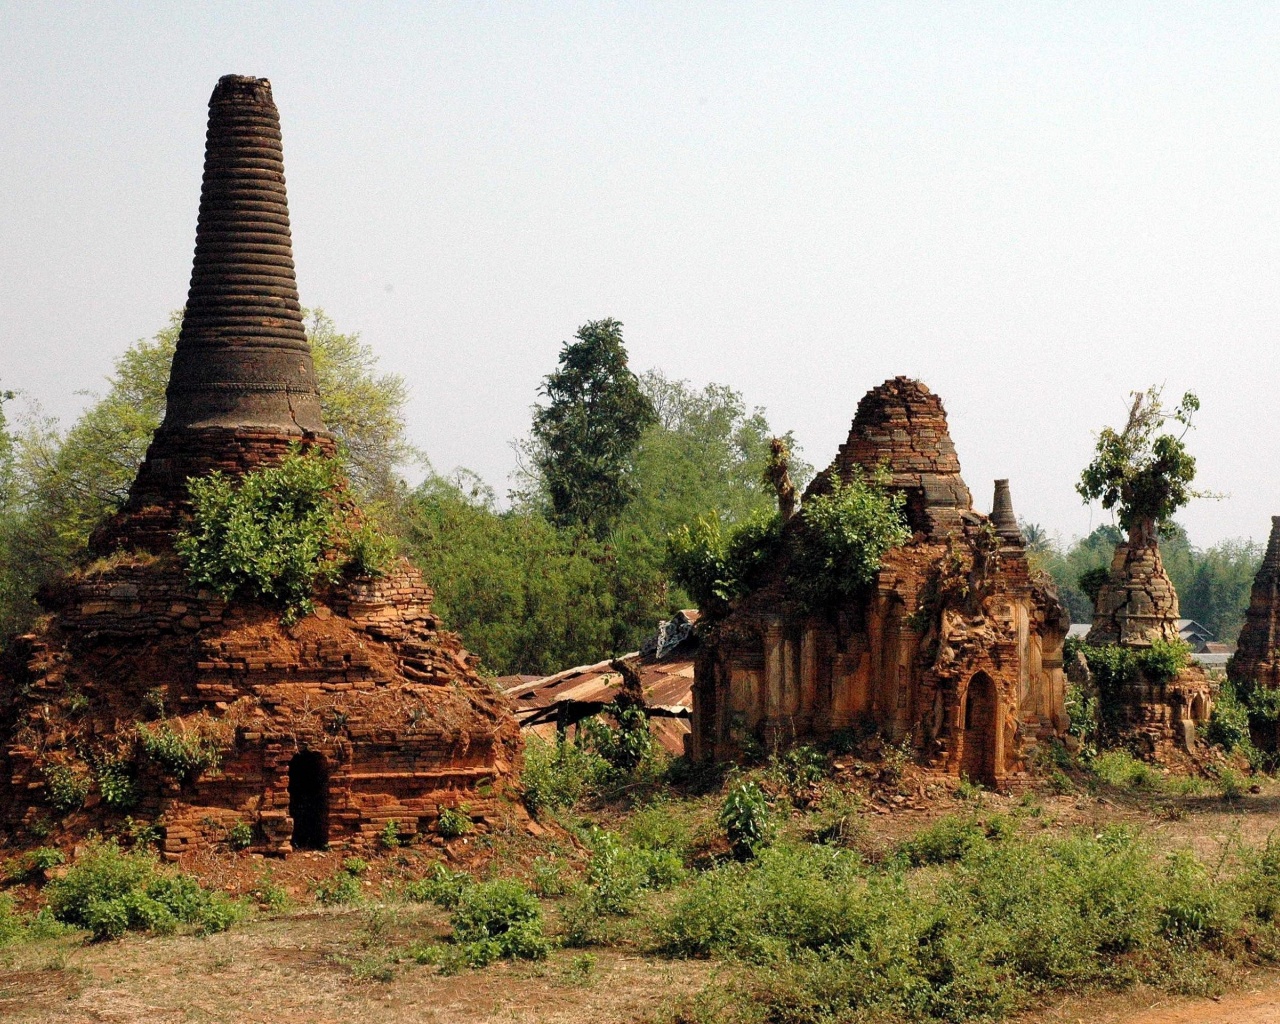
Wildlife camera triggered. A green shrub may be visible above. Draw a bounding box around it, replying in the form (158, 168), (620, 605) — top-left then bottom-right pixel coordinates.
(530, 855), (568, 897)
(176, 448), (393, 623)
(44, 840), (243, 941)
(93, 755), (138, 810)
(1140, 638), (1190, 683)
(378, 819), (400, 849)
(1092, 749), (1163, 791)
(582, 701), (653, 775)
(521, 735), (609, 816)
(666, 509), (782, 614)
(315, 860), (366, 906)
(449, 879), (549, 963)
(141, 687), (166, 720)
(137, 722), (220, 782)
(43, 762), (90, 813)
(226, 821), (253, 850)
(720, 780), (773, 860)
(0, 894), (26, 946)
(787, 474), (912, 611)
(11, 846), (66, 881)
(405, 863), (473, 909)
(249, 875), (291, 913)
(436, 806), (474, 839)
(897, 815), (988, 866)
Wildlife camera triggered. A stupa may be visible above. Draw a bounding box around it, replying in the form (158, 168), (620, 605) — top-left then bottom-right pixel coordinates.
(0, 76), (519, 857)
(1082, 521), (1211, 754)
(1227, 517), (1280, 748)
(692, 377), (1070, 785)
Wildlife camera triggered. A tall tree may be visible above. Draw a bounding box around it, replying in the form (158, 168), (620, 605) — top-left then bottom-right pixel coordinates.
(528, 318), (656, 538)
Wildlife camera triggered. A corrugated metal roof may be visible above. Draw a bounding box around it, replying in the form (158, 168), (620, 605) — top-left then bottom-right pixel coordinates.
(501, 615), (697, 757)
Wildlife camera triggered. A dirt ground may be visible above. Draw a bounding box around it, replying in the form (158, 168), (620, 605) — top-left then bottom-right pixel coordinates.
(4, 767), (1280, 1023)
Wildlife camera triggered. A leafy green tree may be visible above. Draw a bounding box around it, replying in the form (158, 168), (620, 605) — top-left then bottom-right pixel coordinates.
(397, 471), (619, 674)
(1077, 387), (1206, 543)
(527, 319), (656, 538)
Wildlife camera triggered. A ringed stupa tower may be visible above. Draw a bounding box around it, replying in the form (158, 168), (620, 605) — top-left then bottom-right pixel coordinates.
(96, 75), (331, 553)
(1, 76), (519, 857)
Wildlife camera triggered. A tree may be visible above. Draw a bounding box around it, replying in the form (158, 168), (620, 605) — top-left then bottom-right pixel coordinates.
(1077, 387), (1205, 543)
(528, 319), (656, 538)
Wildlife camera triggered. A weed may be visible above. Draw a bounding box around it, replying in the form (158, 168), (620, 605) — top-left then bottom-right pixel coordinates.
(405, 863), (472, 909)
(45, 839), (243, 941)
(378, 819), (400, 849)
(448, 879), (550, 964)
(138, 722), (220, 782)
(92, 755), (138, 810)
(437, 806), (473, 839)
(43, 762), (90, 813)
(141, 687), (166, 720)
(226, 820), (253, 850)
(720, 779), (772, 860)
(315, 859), (368, 906)
(531, 855), (568, 897)
(249, 874), (291, 913)
(521, 735), (609, 816)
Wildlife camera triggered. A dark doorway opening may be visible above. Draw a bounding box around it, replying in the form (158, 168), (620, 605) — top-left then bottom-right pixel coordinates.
(288, 751), (329, 850)
(960, 673), (998, 786)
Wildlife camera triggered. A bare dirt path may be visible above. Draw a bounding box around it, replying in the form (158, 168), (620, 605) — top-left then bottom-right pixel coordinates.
(1022, 974), (1280, 1024)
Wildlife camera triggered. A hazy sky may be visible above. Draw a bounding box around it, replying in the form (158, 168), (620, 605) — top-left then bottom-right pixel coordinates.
(3, 3), (1279, 548)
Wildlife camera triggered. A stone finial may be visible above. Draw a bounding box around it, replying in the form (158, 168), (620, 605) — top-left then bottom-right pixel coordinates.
(161, 75), (326, 436)
(1264, 516), (1280, 572)
(990, 479), (1022, 543)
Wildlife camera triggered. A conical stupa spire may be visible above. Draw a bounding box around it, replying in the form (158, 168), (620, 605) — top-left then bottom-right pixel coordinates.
(990, 479), (1022, 543)
(163, 75), (325, 435)
(1263, 516), (1280, 573)
(91, 75), (333, 554)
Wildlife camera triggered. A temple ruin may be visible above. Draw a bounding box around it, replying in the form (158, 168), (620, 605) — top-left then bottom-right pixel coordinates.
(1227, 517), (1280, 748)
(0, 76), (519, 857)
(1082, 524), (1212, 754)
(692, 377), (1070, 785)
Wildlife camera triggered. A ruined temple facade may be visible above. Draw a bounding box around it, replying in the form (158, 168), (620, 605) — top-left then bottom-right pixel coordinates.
(1228, 518), (1280, 748)
(692, 378), (1070, 785)
(1084, 526), (1211, 755)
(0, 76), (518, 857)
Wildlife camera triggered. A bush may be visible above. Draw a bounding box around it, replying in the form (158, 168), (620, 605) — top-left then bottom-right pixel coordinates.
(657, 827), (1270, 1021)
(227, 821), (253, 850)
(378, 819), (400, 849)
(521, 735), (609, 816)
(1092, 750), (1163, 792)
(720, 780), (773, 860)
(449, 879), (549, 963)
(315, 859), (367, 906)
(43, 762), (90, 813)
(137, 722), (220, 782)
(787, 473), (912, 612)
(436, 806), (473, 839)
(582, 701), (653, 775)
(176, 448), (393, 623)
(405, 863), (473, 909)
(44, 840), (243, 941)
(0, 894), (26, 946)
(666, 509), (782, 614)
(93, 755), (138, 810)
(897, 815), (988, 866)
(10, 845), (66, 882)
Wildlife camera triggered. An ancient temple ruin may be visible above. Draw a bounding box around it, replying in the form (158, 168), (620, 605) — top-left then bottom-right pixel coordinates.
(692, 377), (1069, 785)
(0, 76), (518, 856)
(1227, 517), (1280, 748)
(1083, 523), (1211, 754)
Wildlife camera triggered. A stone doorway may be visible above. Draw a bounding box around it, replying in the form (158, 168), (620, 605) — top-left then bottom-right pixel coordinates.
(960, 673), (998, 785)
(288, 751), (329, 850)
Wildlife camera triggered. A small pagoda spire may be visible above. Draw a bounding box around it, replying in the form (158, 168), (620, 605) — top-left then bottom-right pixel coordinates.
(990, 479), (1022, 544)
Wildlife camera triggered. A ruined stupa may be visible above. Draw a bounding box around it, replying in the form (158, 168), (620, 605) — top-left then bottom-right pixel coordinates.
(0, 76), (519, 857)
(692, 377), (1070, 785)
(1083, 523), (1211, 754)
(1227, 517), (1280, 748)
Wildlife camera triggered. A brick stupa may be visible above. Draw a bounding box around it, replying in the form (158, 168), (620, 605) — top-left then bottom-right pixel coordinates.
(693, 377), (1070, 785)
(1228, 517), (1280, 748)
(0, 76), (519, 857)
(1084, 524), (1211, 754)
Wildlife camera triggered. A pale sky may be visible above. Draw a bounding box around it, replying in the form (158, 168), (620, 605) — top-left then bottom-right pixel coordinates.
(3, 3), (1279, 548)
